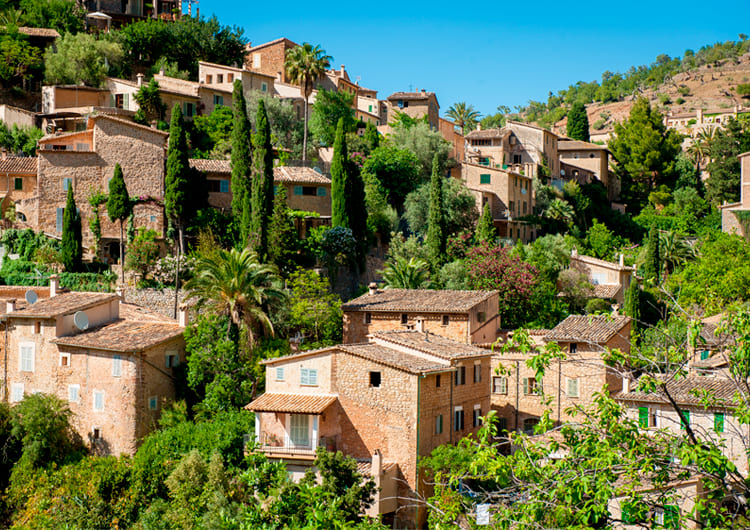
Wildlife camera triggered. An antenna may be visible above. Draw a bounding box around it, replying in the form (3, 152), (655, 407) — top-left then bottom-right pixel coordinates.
(73, 311), (89, 331)
(24, 290), (37, 305)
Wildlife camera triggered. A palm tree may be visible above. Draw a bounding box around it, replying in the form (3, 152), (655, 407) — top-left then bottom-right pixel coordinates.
(284, 43), (331, 161)
(183, 247), (287, 346)
(446, 102), (481, 135)
(379, 257), (431, 289)
(658, 230), (696, 278)
(687, 128), (715, 169)
(543, 198), (575, 232)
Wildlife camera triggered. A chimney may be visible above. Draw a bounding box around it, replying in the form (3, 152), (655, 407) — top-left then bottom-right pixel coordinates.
(622, 375), (630, 394)
(178, 304), (189, 327)
(421, 88), (426, 94)
(340, 64), (345, 74)
(136, 73), (144, 87)
(115, 286), (124, 301)
(611, 304), (620, 316)
(368, 282), (378, 296)
(415, 317), (424, 333)
(55, 128), (62, 135)
(571, 247), (578, 257)
(49, 274), (59, 297)
(371, 449), (382, 477)
(476, 123), (481, 131)
(159, 67), (165, 76)
(6, 299), (16, 313)
(619, 253), (625, 266)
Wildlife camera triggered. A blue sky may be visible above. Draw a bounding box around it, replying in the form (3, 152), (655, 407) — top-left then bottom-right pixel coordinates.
(197, 0), (748, 118)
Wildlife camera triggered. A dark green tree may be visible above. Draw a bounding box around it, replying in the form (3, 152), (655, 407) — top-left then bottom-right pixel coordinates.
(425, 154), (447, 267)
(61, 186), (82, 272)
(566, 101), (590, 142)
(331, 118), (349, 229)
(476, 202), (496, 243)
(623, 280), (641, 337)
(309, 88), (355, 146)
(267, 186), (296, 275)
(643, 226), (661, 283)
(705, 117), (750, 205)
(249, 99), (274, 261)
(364, 122), (379, 151)
(230, 80), (253, 244)
(133, 79), (166, 125)
(346, 153), (368, 267)
(361, 144), (421, 214)
(106, 163), (132, 283)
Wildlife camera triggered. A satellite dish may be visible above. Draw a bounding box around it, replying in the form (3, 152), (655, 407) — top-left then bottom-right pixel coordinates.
(313, 166), (323, 174)
(24, 290), (37, 305)
(73, 311), (89, 331)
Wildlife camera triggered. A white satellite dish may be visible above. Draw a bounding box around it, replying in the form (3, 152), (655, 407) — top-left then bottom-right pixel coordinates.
(24, 290), (37, 305)
(73, 311), (89, 331)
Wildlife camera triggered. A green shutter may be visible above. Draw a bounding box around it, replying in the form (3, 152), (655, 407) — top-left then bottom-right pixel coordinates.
(638, 407), (648, 429)
(293, 186), (303, 195)
(714, 412), (725, 433)
(480, 173), (491, 184)
(317, 186), (326, 197)
(123, 93), (129, 110)
(700, 350), (710, 360)
(680, 409), (690, 430)
(663, 505), (679, 529)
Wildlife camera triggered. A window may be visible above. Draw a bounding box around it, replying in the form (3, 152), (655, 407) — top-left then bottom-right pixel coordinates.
(364, 312), (372, 324)
(206, 74), (212, 84)
(60, 352), (70, 367)
(13, 177), (22, 190)
(679, 409), (690, 430)
(150, 215), (156, 222)
(455, 366), (466, 386)
(480, 173), (491, 184)
(435, 414), (443, 434)
(522, 418), (539, 434)
(112, 354), (122, 377)
(63, 177), (72, 191)
(276, 367), (285, 381)
(93, 390), (105, 411)
(317, 186), (327, 197)
(401, 313), (408, 325)
(569, 343), (577, 354)
(56, 207), (64, 232)
(638, 406), (648, 428)
(493, 376), (507, 394)
(300, 368), (318, 386)
(219, 180), (230, 193)
(567, 378), (579, 398)
(165, 353), (179, 368)
(368, 104), (373, 112)
(34, 321), (40, 334)
(293, 185), (318, 196)
(442, 315), (450, 326)
(512, 154), (522, 164)
(68, 385), (79, 402)
(522, 377), (541, 395)
(397, 100), (404, 108)
(714, 412), (725, 433)
(149, 396), (158, 410)
(454, 407), (464, 431)
(436, 374), (441, 388)
(290, 414), (309, 446)
(497, 417), (508, 432)
(213, 94), (224, 106)
(261, 82), (267, 92)
(700, 349), (710, 361)
(473, 405), (482, 427)
(19, 343), (34, 372)
(11, 383), (23, 403)
(369, 371), (381, 388)
(217, 74), (223, 83)
(477, 311), (486, 322)
(655, 505), (679, 529)
(227, 73), (233, 83)
(92, 427), (101, 440)
(183, 102), (195, 118)
(473, 363), (482, 383)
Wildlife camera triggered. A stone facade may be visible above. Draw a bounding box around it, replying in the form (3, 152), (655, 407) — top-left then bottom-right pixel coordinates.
(0, 156), (38, 221)
(568, 250), (635, 305)
(385, 90), (440, 130)
(557, 139), (615, 200)
(245, 38), (300, 83)
(720, 152), (750, 236)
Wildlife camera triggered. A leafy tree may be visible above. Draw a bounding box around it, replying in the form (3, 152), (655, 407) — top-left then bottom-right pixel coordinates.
(106, 163), (131, 283)
(364, 122), (379, 151)
(361, 144), (421, 214)
(133, 79), (166, 125)
(284, 43), (331, 161)
(513, 233), (573, 280)
(309, 88), (356, 146)
(642, 226), (661, 283)
(44, 32), (123, 87)
(191, 104), (234, 158)
(247, 92), (304, 158)
(0, 31), (41, 86)
(402, 174), (478, 236)
(249, 98), (274, 261)
(445, 102), (481, 135)
(230, 80), (252, 243)
(557, 268), (594, 312)
(566, 101), (590, 141)
(583, 219), (623, 260)
(61, 186), (82, 272)
(331, 118), (349, 229)
(17, 0), (84, 34)
(705, 117), (750, 205)
(608, 98), (682, 210)
(346, 155), (368, 268)
(125, 228), (159, 281)
(0, 119), (43, 155)
(476, 202), (496, 244)
(425, 154), (447, 267)
(542, 197), (575, 233)
(267, 186), (297, 275)
(379, 256), (431, 289)
(658, 230), (695, 277)
(285, 268), (342, 346)
(389, 121), (452, 179)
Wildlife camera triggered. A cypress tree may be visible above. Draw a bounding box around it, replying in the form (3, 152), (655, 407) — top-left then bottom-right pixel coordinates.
(425, 154), (447, 267)
(331, 118), (349, 228)
(643, 226), (661, 283)
(250, 98), (274, 260)
(106, 163), (132, 284)
(61, 185), (82, 272)
(267, 186), (295, 274)
(231, 80), (253, 242)
(566, 102), (590, 142)
(476, 202), (496, 243)
(346, 157), (368, 268)
(364, 122), (379, 152)
(624, 280), (641, 337)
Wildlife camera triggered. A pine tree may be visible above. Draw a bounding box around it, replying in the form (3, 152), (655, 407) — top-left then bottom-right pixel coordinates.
(566, 102), (590, 142)
(425, 154), (447, 267)
(250, 98), (275, 261)
(231, 79), (253, 242)
(476, 202), (496, 243)
(643, 226), (661, 283)
(331, 118), (349, 228)
(623, 280), (641, 337)
(267, 186), (296, 275)
(106, 163), (131, 284)
(61, 185), (82, 272)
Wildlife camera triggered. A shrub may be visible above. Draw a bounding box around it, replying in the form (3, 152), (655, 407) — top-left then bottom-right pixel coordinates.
(736, 83), (750, 97)
(675, 97), (686, 105)
(126, 228), (160, 280)
(585, 298), (612, 314)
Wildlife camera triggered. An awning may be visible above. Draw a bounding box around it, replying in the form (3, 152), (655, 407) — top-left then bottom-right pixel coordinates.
(246, 393), (337, 414)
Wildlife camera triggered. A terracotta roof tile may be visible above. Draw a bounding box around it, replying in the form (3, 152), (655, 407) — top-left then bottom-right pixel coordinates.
(189, 158), (230, 173)
(188, 159), (331, 184)
(616, 377), (740, 407)
(558, 139), (608, 151)
(0, 156), (36, 174)
(545, 314), (630, 343)
(571, 253), (634, 272)
(387, 91), (436, 101)
(465, 128), (508, 139)
(17, 26), (60, 38)
(53, 319), (183, 352)
(90, 114), (169, 136)
(246, 393), (337, 414)
(338, 343), (450, 374)
(9, 292), (118, 318)
(342, 289), (497, 313)
(372, 331), (491, 360)
(593, 284), (622, 299)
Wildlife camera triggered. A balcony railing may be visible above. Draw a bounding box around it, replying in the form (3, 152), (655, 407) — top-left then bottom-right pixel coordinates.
(259, 444), (317, 457)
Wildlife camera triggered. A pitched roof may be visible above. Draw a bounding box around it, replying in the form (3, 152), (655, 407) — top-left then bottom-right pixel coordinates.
(9, 292), (119, 318)
(89, 114), (170, 136)
(545, 314), (630, 343)
(189, 158), (230, 173)
(245, 393), (337, 414)
(53, 319), (183, 352)
(593, 284), (622, 299)
(571, 253), (634, 272)
(246, 37), (299, 52)
(188, 159), (331, 184)
(616, 377), (740, 408)
(17, 26), (60, 38)
(0, 156), (37, 174)
(557, 139), (609, 151)
(372, 331), (490, 360)
(342, 289), (497, 313)
(387, 91), (437, 104)
(338, 343), (450, 374)
(465, 128), (508, 139)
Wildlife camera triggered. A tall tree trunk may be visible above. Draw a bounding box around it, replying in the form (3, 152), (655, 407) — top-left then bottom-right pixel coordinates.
(120, 219), (124, 286)
(302, 95), (309, 162)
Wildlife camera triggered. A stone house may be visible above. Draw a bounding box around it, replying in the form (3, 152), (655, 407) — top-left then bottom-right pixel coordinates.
(1, 277), (186, 456)
(462, 162), (534, 243)
(719, 151), (750, 236)
(33, 114), (168, 262)
(491, 314), (631, 432)
(438, 117), (465, 179)
(245, 38), (301, 84)
(385, 90), (440, 130)
(341, 286), (500, 345)
(568, 249), (635, 306)
(198, 61), (275, 104)
(0, 155), (38, 223)
(557, 139), (617, 200)
(356, 87), (383, 126)
(247, 329), (492, 527)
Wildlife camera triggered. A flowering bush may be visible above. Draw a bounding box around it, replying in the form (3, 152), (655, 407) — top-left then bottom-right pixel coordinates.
(151, 254), (197, 287)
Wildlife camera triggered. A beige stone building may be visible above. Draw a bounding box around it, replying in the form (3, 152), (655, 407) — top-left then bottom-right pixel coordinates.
(341, 286), (499, 345)
(245, 38), (300, 84)
(1, 278), (186, 456)
(568, 249), (635, 306)
(438, 117), (465, 179)
(491, 314), (631, 432)
(719, 152), (750, 236)
(385, 90), (440, 130)
(557, 138), (618, 199)
(0, 155), (38, 223)
(247, 329), (492, 527)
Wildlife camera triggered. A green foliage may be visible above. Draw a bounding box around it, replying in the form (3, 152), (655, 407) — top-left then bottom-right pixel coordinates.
(165, 103), (192, 249)
(705, 117), (750, 205)
(623, 280), (641, 335)
(584, 219), (624, 260)
(643, 226), (661, 283)
(364, 121), (379, 151)
(402, 175), (478, 237)
(379, 256), (431, 289)
(126, 228), (159, 280)
(363, 170), (398, 238)
(247, 92), (304, 158)
(476, 202), (496, 244)
(266, 186), (298, 276)
(310, 88), (356, 146)
(585, 297), (612, 314)
(513, 233), (574, 280)
(0, 31), (41, 86)
(190, 104), (233, 158)
(388, 120), (452, 180)
(249, 98), (274, 261)
(0, 119), (43, 155)
(557, 268), (594, 312)
(284, 268), (342, 346)
(425, 153), (447, 267)
(566, 101), (590, 141)
(133, 78), (166, 125)
(445, 101), (481, 135)
(44, 31), (123, 87)
(1, 228), (57, 261)
(331, 117), (349, 229)
(437, 259), (469, 290)
(737, 83), (750, 97)
(61, 186), (82, 272)
(230, 79), (252, 242)
(361, 144), (421, 214)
